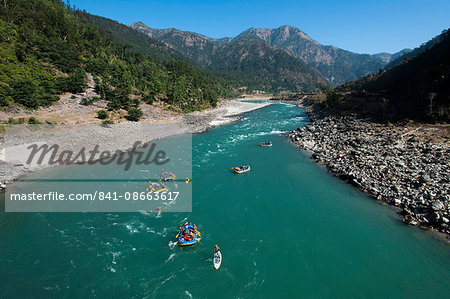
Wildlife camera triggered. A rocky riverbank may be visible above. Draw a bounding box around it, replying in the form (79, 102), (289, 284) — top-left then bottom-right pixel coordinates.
(288, 104), (450, 237)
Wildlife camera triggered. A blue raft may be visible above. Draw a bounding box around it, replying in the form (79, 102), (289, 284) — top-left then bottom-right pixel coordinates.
(176, 224), (200, 246)
(161, 170), (176, 181)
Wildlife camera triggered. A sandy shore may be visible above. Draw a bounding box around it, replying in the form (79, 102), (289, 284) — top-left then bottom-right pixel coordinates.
(185, 98), (271, 128)
(0, 99), (270, 187)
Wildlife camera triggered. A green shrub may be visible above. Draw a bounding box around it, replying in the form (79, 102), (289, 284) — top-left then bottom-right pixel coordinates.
(7, 117), (25, 124)
(80, 97), (99, 106)
(96, 109), (108, 119)
(142, 94), (154, 105)
(125, 107), (143, 121)
(102, 119), (114, 125)
(0, 85), (12, 106)
(325, 89), (342, 108)
(106, 98), (121, 110)
(27, 117), (41, 124)
(65, 69), (87, 94)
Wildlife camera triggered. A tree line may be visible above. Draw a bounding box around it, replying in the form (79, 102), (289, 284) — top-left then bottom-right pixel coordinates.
(0, 0), (239, 120)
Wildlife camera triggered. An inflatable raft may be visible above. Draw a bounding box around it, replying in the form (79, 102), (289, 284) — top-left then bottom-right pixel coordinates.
(161, 170), (176, 181)
(233, 166), (250, 174)
(259, 142), (272, 147)
(147, 182), (167, 193)
(176, 224), (200, 246)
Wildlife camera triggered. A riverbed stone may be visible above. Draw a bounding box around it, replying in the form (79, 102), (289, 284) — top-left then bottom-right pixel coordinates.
(432, 200), (445, 211)
(286, 99), (450, 236)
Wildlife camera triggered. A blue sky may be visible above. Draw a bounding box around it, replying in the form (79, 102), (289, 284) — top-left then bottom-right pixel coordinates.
(71, 0), (450, 54)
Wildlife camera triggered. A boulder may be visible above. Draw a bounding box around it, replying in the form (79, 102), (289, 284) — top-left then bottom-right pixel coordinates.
(431, 200), (445, 211)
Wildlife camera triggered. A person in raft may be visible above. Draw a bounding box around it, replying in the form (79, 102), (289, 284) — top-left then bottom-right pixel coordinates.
(214, 245), (220, 253)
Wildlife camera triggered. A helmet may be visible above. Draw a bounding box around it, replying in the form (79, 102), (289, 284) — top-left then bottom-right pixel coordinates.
(215, 245), (217, 247)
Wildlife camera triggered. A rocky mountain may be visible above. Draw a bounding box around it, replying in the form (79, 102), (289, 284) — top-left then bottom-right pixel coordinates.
(130, 22), (218, 65)
(131, 22), (325, 92)
(371, 49), (411, 63)
(132, 23), (392, 86)
(236, 25), (386, 86)
(209, 38), (325, 92)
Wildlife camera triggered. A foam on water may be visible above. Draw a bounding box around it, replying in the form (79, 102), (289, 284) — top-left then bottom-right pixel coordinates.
(168, 241), (176, 249)
(165, 253), (176, 263)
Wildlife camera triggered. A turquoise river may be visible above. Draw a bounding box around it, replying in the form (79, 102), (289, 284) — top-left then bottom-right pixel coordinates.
(1, 102), (449, 298)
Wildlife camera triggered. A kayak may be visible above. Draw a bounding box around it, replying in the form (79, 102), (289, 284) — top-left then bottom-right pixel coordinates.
(259, 142), (272, 147)
(233, 166), (250, 174)
(214, 251), (222, 270)
(147, 182), (167, 193)
(177, 224), (200, 246)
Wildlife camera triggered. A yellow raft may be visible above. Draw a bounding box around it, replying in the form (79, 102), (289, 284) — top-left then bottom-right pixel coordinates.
(259, 142), (272, 147)
(147, 182), (167, 193)
(233, 166), (251, 174)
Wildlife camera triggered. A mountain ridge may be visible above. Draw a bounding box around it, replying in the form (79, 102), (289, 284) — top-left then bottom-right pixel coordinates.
(130, 22), (326, 92)
(371, 49), (412, 63)
(339, 29), (450, 121)
(131, 22), (388, 86)
(236, 25), (386, 85)
(385, 29), (448, 69)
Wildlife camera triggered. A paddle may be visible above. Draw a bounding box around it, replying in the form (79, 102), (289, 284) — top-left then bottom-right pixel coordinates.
(175, 226), (183, 239)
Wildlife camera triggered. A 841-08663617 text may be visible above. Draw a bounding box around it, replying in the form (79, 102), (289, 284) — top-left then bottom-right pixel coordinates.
(9, 191), (180, 201)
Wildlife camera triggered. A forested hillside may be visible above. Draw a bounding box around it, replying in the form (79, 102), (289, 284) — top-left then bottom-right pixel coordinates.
(339, 29), (450, 121)
(81, 14), (190, 63)
(210, 38), (324, 91)
(385, 30), (448, 69)
(0, 0), (236, 115)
